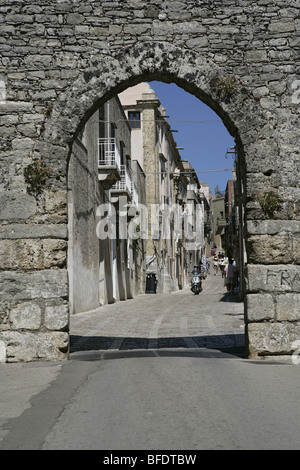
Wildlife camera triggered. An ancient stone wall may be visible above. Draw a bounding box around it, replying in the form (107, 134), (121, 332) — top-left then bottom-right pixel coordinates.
(0, 0), (299, 361)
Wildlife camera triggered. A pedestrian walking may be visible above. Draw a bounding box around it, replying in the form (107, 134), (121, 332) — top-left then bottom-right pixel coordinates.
(213, 257), (218, 275)
(224, 259), (236, 295)
(220, 257), (228, 278)
(206, 258), (210, 275)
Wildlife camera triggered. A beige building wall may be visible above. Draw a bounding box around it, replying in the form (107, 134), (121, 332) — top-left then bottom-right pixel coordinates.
(119, 83), (191, 292)
(212, 196), (226, 254)
(68, 111), (101, 314)
(68, 95), (141, 312)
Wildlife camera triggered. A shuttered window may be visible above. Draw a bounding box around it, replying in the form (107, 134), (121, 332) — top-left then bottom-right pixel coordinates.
(128, 111), (141, 129)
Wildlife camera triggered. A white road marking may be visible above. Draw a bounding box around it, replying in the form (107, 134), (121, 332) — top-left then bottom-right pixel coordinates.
(180, 317), (199, 348)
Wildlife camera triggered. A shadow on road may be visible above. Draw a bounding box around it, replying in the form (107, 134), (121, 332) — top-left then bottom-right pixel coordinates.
(219, 291), (241, 302)
(70, 333), (245, 359)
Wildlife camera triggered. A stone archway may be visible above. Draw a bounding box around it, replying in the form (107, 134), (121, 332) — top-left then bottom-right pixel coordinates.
(0, 1), (299, 361)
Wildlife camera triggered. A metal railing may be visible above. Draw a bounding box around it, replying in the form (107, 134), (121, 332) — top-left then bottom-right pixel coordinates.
(111, 165), (132, 195)
(98, 138), (121, 169)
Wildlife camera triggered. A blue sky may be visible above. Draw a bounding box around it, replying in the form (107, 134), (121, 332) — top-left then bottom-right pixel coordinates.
(148, 81), (236, 194)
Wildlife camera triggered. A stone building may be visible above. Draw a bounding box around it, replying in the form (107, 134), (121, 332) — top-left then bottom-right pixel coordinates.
(198, 181), (213, 258)
(182, 161), (212, 269)
(225, 176), (248, 299)
(211, 195), (226, 255)
(68, 109), (102, 314)
(0, 1), (299, 361)
(68, 95), (145, 313)
(119, 83), (196, 292)
(224, 179), (238, 260)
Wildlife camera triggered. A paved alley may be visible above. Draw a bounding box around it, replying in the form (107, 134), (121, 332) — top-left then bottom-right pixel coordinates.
(70, 271), (245, 358)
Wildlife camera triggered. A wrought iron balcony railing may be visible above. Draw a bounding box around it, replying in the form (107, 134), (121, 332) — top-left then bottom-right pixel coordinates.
(97, 138), (121, 189)
(111, 165), (132, 197)
(98, 138), (121, 169)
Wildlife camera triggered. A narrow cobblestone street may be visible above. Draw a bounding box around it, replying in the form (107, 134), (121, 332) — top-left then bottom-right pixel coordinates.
(70, 271), (245, 358)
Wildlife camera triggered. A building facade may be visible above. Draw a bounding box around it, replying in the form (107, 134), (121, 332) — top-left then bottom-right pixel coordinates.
(211, 194), (226, 256)
(119, 83), (205, 292)
(68, 84), (211, 312)
(68, 95), (145, 313)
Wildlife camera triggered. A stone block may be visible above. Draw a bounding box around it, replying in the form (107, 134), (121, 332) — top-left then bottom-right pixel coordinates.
(0, 192), (36, 221)
(0, 270), (68, 301)
(0, 239), (43, 270)
(247, 322), (300, 357)
(0, 331), (69, 362)
(246, 220), (300, 236)
(44, 303), (69, 331)
(246, 264), (300, 293)
(276, 294), (300, 321)
(246, 293), (275, 322)
(0, 223), (68, 239)
(186, 37), (208, 49)
(245, 50), (267, 62)
(123, 24), (151, 35)
(43, 239), (67, 268)
(253, 86), (269, 98)
(247, 234), (293, 264)
(11, 137), (34, 150)
(75, 25), (90, 34)
(10, 301), (42, 330)
(153, 20), (173, 36)
(6, 14), (34, 24)
(268, 20), (295, 33)
(45, 191), (67, 217)
(173, 21), (206, 34)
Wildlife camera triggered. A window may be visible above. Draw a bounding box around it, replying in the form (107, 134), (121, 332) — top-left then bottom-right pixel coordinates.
(128, 111), (141, 129)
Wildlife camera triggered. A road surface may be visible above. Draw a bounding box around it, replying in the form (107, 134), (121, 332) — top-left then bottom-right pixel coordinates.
(1, 274), (300, 451)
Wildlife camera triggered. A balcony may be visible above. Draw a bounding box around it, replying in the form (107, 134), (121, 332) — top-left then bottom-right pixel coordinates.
(98, 138), (121, 189)
(110, 164), (132, 202)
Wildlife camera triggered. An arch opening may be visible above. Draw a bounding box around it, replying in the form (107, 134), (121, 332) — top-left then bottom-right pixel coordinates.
(67, 73), (247, 359)
(2, 33), (295, 363)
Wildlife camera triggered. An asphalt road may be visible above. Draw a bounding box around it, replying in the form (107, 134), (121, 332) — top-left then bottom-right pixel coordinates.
(1, 274), (300, 451)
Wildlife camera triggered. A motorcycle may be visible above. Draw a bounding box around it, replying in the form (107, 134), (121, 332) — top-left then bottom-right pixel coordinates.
(191, 268), (202, 295)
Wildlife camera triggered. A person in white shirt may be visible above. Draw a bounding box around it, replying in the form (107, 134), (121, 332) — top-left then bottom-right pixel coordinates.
(213, 257), (218, 275)
(224, 259), (236, 294)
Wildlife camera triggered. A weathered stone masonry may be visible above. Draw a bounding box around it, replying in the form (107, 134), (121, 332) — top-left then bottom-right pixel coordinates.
(0, 0), (299, 361)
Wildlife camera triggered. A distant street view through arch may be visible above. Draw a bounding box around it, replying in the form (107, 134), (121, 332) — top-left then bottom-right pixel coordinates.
(68, 79), (246, 359)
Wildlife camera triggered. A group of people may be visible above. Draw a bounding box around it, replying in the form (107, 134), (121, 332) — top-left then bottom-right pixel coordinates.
(190, 253), (238, 296)
(191, 256), (210, 282)
(212, 254), (237, 295)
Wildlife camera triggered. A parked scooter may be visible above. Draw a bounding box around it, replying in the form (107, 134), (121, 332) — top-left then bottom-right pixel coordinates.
(190, 266), (202, 295)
